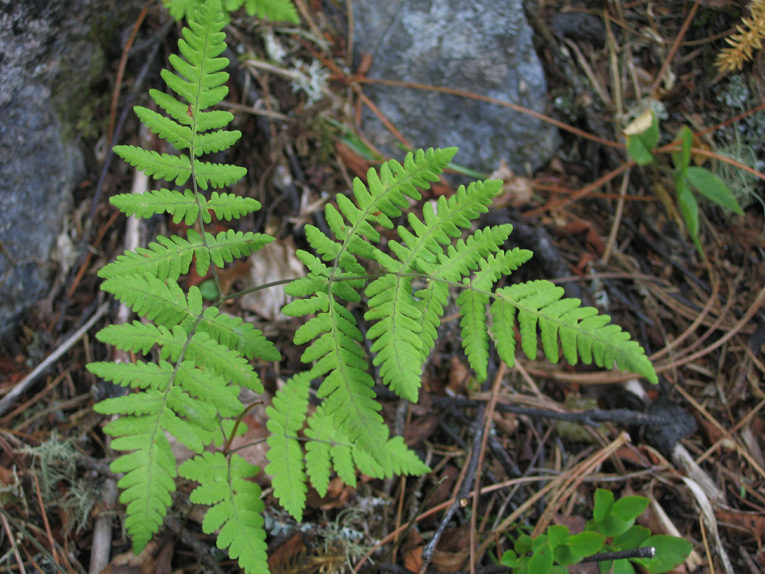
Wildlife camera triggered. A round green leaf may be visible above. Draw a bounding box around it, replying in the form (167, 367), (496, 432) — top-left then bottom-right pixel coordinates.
(635, 535), (693, 574)
(547, 525), (569, 550)
(593, 489), (614, 522)
(528, 542), (554, 574)
(199, 278), (219, 301)
(567, 531), (605, 558)
(613, 496), (650, 523)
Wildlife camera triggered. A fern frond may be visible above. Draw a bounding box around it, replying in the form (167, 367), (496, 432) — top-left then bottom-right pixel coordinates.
(99, 233), (197, 280)
(179, 452), (268, 574)
(361, 179), (504, 399)
(341, 147), (458, 237)
(193, 161), (248, 190)
(204, 229), (273, 270)
(265, 373), (311, 522)
(383, 436), (430, 477)
(88, 360), (174, 391)
(92, 0), (283, 560)
(490, 280), (658, 382)
(457, 288), (491, 381)
(304, 406), (335, 496)
(89, 361), (241, 429)
(116, 0), (248, 192)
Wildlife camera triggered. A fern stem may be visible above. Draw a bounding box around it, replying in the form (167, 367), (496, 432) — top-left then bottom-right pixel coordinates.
(222, 400), (263, 454)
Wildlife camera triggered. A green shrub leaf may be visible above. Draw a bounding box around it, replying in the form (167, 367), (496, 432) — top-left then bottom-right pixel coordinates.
(686, 166), (744, 215)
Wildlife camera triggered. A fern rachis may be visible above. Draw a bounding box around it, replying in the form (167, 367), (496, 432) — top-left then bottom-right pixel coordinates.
(88, 0), (657, 571)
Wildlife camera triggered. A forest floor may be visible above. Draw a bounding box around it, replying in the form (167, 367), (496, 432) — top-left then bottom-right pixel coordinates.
(1, 1), (764, 573)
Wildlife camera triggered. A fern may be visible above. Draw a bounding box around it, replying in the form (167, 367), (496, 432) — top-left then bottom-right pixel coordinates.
(88, 0), (657, 569)
(164, 0), (299, 24)
(88, 2), (279, 571)
(282, 148), (657, 479)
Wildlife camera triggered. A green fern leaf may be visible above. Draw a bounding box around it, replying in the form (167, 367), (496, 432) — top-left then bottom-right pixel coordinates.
(118, 0), (248, 191)
(97, 322), (263, 392)
(102, 274), (198, 327)
(91, 0), (281, 561)
(99, 229), (272, 281)
(241, 0), (299, 22)
(111, 189), (202, 225)
(265, 373), (311, 522)
(108, 430), (176, 553)
(110, 189), (260, 225)
(293, 296), (389, 459)
(206, 192), (262, 221)
(457, 288), (491, 381)
(193, 160), (247, 189)
(193, 306), (280, 361)
(384, 436), (430, 476)
(414, 279), (450, 361)
(98, 233), (197, 280)
(205, 229), (273, 270)
(134, 106), (195, 151)
(360, 179), (505, 398)
(306, 405), (427, 487)
(113, 147), (193, 186)
(364, 275), (423, 401)
(304, 407), (334, 496)
(101, 275), (279, 363)
(491, 280), (658, 383)
(306, 406), (357, 487)
(165, 0), (299, 24)
(87, 360), (174, 391)
(179, 451), (268, 574)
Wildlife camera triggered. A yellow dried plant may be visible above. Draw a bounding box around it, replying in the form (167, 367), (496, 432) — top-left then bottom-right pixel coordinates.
(716, 0), (765, 73)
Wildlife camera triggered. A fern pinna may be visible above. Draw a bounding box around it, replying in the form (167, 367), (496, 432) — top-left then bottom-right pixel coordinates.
(88, 0), (657, 571)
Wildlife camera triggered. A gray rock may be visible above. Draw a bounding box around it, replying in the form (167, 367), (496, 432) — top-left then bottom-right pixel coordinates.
(0, 83), (82, 342)
(0, 0), (106, 343)
(352, 0), (558, 174)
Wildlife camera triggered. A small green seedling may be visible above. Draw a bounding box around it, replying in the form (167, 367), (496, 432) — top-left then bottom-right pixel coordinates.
(500, 489), (693, 574)
(624, 109), (744, 255)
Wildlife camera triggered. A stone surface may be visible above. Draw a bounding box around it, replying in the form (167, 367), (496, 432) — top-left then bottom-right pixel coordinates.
(0, 0), (109, 342)
(352, 0), (559, 174)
